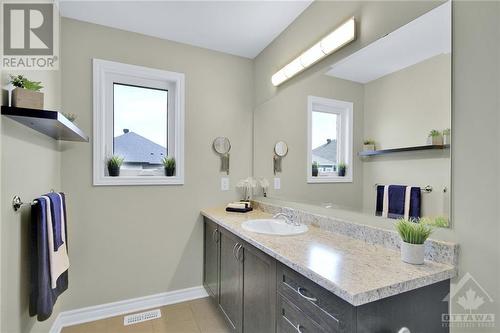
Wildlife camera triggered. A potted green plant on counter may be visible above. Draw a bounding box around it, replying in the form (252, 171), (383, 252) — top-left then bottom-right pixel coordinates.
(338, 162), (347, 177)
(428, 129), (443, 145)
(162, 156), (176, 176)
(395, 219), (433, 265)
(107, 155), (124, 177)
(9, 75), (44, 109)
(363, 139), (376, 151)
(312, 161), (319, 177)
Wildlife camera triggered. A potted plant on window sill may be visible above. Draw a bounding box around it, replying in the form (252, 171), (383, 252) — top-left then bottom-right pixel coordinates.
(312, 161), (319, 177)
(338, 163), (347, 177)
(9, 75), (44, 110)
(428, 129), (443, 145)
(395, 219), (433, 265)
(162, 156), (176, 176)
(107, 155), (124, 177)
(363, 139), (376, 151)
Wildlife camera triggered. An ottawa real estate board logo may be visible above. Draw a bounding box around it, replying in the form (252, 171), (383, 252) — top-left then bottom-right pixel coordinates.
(443, 273), (495, 329)
(2, 1), (59, 70)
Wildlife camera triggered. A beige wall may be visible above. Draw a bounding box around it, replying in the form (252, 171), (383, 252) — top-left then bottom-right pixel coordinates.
(362, 54), (451, 218)
(58, 18), (253, 312)
(1, 68), (63, 333)
(451, 2), (499, 329)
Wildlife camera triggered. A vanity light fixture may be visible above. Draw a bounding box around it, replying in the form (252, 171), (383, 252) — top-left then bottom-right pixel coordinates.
(271, 17), (356, 86)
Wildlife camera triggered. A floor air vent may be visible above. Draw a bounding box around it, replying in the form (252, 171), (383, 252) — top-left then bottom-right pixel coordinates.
(123, 309), (162, 326)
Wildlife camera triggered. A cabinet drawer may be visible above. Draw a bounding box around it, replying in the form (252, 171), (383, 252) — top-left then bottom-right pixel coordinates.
(277, 263), (355, 332)
(278, 294), (325, 333)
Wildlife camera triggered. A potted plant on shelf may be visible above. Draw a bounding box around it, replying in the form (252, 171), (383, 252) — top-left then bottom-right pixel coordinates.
(338, 162), (347, 177)
(363, 139), (376, 151)
(312, 161), (319, 177)
(62, 112), (77, 123)
(162, 156), (176, 176)
(443, 128), (451, 145)
(107, 155), (124, 177)
(395, 219), (433, 265)
(9, 75), (44, 109)
(428, 129), (443, 145)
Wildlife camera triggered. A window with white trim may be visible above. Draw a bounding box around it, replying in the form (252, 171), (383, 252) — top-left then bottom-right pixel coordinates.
(93, 59), (185, 185)
(307, 96), (353, 183)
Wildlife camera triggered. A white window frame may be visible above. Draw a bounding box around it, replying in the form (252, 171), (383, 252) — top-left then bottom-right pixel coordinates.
(93, 59), (185, 186)
(307, 96), (353, 183)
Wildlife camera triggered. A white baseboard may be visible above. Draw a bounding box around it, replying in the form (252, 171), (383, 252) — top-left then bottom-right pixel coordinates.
(50, 286), (208, 333)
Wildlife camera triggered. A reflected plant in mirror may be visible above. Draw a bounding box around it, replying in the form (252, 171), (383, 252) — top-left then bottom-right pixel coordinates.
(428, 130), (444, 145)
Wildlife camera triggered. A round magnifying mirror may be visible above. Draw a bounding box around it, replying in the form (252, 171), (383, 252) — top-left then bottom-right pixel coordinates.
(274, 141), (288, 157)
(213, 137), (231, 155)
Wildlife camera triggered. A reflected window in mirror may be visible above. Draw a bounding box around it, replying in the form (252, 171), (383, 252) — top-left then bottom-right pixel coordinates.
(307, 96), (353, 183)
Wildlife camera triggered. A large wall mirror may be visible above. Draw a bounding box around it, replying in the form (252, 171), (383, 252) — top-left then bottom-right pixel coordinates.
(253, 2), (452, 227)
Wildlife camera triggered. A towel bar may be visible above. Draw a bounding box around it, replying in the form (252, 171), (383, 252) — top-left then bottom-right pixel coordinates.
(12, 190), (56, 211)
(373, 184), (433, 193)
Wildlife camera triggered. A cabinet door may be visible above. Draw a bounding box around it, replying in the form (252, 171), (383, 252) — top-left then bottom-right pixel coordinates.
(203, 218), (219, 301)
(219, 229), (243, 332)
(242, 242), (277, 333)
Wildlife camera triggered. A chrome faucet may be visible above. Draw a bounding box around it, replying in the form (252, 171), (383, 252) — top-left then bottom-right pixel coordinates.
(272, 212), (300, 226)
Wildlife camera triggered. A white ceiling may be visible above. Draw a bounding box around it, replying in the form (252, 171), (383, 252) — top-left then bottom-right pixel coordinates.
(326, 1), (451, 83)
(58, 0), (312, 59)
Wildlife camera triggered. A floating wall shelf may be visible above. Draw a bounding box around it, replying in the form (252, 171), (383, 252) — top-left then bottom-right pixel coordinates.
(1, 106), (89, 142)
(358, 144), (450, 157)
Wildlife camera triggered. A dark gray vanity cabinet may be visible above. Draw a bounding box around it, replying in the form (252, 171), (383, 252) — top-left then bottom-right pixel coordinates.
(219, 227), (243, 332)
(203, 217), (450, 333)
(203, 219), (219, 301)
(203, 218), (276, 333)
(242, 241), (277, 333)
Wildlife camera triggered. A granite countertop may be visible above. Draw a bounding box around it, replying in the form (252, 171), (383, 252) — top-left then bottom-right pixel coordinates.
(201, 207), (457, 306)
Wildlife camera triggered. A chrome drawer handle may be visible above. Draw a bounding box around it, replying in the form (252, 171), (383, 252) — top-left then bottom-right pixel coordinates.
(283, 314), (304, 333)
(235, 244), (243, 262)
(297, 287), (317, 302)
(212, 229), (218, 243)
(232, 243), (239, 260)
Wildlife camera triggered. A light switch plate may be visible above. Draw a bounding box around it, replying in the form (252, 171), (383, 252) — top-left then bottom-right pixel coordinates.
(274, 177), (281, 190)
(221, 177), (229, 191)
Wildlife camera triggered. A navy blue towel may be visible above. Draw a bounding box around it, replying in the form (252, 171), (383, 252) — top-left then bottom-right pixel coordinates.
(45, 192), (65, 251)
(29, 195), (68, 321)
(376, 185), (421, 219)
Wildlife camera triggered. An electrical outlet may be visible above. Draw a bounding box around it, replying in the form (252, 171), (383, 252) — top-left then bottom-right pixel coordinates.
(274, 177), (281, 190)
(221, 177), (229, 191)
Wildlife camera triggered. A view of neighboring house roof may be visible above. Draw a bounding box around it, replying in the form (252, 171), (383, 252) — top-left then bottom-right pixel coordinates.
(114, 130), (166, 164)
(312, 139), (337, 165)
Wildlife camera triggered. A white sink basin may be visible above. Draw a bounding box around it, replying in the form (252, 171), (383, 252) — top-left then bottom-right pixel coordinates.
(241, 219), (308, 236)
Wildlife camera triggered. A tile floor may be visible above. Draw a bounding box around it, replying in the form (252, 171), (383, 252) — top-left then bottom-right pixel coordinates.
(61, 297), (231, 333)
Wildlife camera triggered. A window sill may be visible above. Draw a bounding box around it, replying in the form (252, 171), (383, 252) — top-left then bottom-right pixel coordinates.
(307, 176), (353, 184)
(93, 175), (184, 186)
